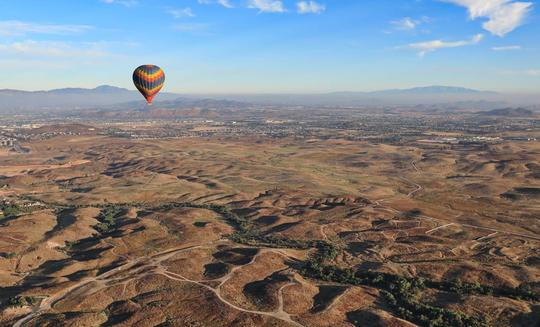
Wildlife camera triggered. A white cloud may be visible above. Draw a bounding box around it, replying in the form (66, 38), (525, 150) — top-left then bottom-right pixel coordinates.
(297, 1), (325, 14)
(407, 34), (484, 56)
(198, 0), (233, 8)
(388, 16), (431, 34)
(248, 0), (285, 13)
(0, 21), (92, 36)
(218, 0), (234, 8)
(392, 17), (420, 30)
(492, 45), (521, 51)
(0, 40), (107, 58)
(100, 0), (138, 7)
(443, 0), (532, 36)
(527, 70), (540, 76)
(169, 8), (195, 18)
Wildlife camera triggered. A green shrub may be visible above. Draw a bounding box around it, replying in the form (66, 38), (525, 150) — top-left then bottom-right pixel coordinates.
(0, 202), (22, 219)
(3, 252), (17, 259)
(6, 296), (39, 307)
(93, 205), (124, 234)
(193, 221), (209, 228)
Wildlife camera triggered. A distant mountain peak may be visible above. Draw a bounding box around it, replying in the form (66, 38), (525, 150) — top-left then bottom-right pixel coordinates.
(410, 85), (477, 91)
(41, 85), (131, 95)
(0, 85), (178, 112)
(93, 85), (130, 92)
(328, 86), (497, 96)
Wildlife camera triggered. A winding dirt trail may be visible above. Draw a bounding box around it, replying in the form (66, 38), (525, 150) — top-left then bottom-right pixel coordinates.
(160, 268), (303, 327)
(12, 242), (305, 327)
(410, 160), (420, 173)
(372, 158), (540, 241)
(400, 176), (423, 198)
(153, 246), (306, 327)
(319, 224), (329, 240)
(400, 160), (423, 198)
(12, 244), (204, 327)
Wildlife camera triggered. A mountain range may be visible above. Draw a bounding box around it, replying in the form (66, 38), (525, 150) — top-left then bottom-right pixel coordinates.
(332, 86), (496, 96)
(0, 85), (538, 112)
(0, 86), (178, 112)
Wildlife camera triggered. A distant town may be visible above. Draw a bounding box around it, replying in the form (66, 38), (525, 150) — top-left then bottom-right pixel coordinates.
(0, 106), (538, 153)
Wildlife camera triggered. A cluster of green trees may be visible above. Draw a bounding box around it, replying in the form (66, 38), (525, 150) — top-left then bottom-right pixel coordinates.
(0, 201), (22, 219)
(61, 240), (80, 254)
(228, 225), (341, 264)
(152, 202), (250, 231)
(315, 240), (340, 262)
(6, 296), (39, 308)
(229, 231), (314, 249)
(381, 290), (487, 327)
(301, 262), (487, 327)
(94, 205), (124, 234)
(430, 279), (538, 302)
(510, 284), (538, 301)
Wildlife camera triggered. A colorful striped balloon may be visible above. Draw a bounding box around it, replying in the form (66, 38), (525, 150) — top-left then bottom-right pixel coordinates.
(132, 65), (165, 104)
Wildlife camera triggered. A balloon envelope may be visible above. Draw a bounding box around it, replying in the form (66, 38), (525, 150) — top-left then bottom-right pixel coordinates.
(132, 65), (165, 104)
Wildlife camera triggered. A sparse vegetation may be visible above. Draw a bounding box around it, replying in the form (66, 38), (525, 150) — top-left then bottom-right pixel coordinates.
(61, 240), (80, 254)
(301, 261), (488, 327)
(159, 220), (183, 239)
(0, 252), (17, 259)
(0, 201), (22, 219)
(193, 201), (494, 327)
(2, 252), (17, 259)
(6, 296), (39, 308)
(5, 132), (540, 326)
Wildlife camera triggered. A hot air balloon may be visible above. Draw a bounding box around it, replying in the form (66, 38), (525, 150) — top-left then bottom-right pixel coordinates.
(132, 65), (165, 104)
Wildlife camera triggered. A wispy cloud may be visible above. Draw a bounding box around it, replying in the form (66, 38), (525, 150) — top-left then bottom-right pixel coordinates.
(169, 8), (195, 18)
(173, 23), (210, 32)
(527, 69), (540, 76)
(297, 1), (325, 14)
(442, 0), (533, 37)
(492, 45), (521, 51)
(0, 40), (108, 58)
(392, 17), (421, 31)
(391, 16), (432, 31)
(100, 0), (138, 7)
(248, 0), (285, 13)
(0, 20), (93, 36)
(407, 34), (484, 56)
(198, 0), (233, 8)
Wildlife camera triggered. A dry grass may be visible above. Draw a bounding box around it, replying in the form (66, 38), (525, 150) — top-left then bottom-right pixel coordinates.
(0, 135), (538, 326)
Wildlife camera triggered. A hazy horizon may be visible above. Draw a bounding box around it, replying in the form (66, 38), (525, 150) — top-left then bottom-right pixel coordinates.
(1, 0), (538, 94)
(2, 84), (540, 96)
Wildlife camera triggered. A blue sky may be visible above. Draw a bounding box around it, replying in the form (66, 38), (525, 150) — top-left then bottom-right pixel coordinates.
(0, 0), (538, 93)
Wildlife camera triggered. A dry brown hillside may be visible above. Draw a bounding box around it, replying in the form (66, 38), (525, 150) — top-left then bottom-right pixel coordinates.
(0, 133), (538, 327)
